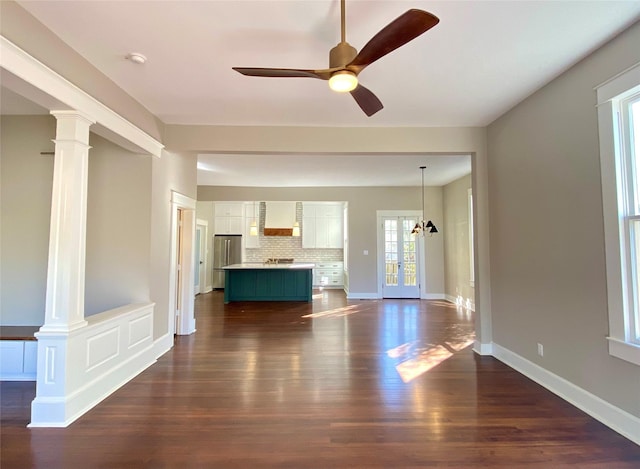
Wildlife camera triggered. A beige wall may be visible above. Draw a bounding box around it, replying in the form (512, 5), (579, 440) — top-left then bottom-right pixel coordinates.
(85, 134), (152, 316)
(486, 21), (640, 417)
(0, 115), (55, 325)
(443, 174), (474, 306)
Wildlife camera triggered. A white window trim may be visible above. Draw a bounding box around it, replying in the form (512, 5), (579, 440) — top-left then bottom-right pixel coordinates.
(468, 188), (475, 288)
(596, 61), (640, 366)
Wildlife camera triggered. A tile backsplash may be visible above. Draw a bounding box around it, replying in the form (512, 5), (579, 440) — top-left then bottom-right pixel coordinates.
(244, 202), (343, 263)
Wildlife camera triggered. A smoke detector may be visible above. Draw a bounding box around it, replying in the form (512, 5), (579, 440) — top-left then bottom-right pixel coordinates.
(127, 53), (147, 64)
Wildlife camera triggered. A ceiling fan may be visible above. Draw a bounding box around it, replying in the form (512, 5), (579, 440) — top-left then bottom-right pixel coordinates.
(232, 0), (439, 117)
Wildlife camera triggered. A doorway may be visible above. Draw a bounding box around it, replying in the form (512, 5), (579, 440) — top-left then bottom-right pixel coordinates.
(377, 211), (423, 299)
(169, 191), (196, 336)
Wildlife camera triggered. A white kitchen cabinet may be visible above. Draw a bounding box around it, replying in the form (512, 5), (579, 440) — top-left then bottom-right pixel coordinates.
(302, 203), (343, 249)
(215, 203), (244, 217)
(0, 340), (37, 381)
(302, 216), (316, 248)
(214, 216), (243, 234)
(313, 261), (344, 288)
(214, 202), (244, 234)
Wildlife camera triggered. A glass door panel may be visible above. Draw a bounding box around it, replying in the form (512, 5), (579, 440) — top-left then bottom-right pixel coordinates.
(382, 216), (420, 298)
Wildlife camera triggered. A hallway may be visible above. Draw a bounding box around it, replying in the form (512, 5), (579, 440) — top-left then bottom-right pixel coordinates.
(1, 291), (639, 468)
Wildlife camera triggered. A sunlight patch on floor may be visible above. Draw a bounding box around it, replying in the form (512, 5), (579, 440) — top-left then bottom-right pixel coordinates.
(388, 336), (475, 383)
(302, 305), (361, 319)
(395, 345), (453, 383)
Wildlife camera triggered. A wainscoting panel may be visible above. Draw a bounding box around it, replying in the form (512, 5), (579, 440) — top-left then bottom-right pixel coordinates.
(30, 302), (156, 427)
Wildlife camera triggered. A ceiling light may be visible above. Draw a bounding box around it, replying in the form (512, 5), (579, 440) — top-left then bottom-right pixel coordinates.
(329, 71), (358, 93)
(249, 201), (259, 236)
(127, 53), (147, 64)
(249, 221), (258, 237)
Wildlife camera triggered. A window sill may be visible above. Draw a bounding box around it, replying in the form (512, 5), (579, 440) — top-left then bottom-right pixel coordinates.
(607, 337), (640, 366)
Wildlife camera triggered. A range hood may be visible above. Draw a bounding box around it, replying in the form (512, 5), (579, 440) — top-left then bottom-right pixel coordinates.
(264, 201), (297, 236)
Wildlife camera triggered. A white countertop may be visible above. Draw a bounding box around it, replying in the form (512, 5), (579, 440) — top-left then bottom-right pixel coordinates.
(224, 263), (315, 270)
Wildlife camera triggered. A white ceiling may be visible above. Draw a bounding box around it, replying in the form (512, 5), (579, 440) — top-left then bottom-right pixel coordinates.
(8, 1), (640, 186)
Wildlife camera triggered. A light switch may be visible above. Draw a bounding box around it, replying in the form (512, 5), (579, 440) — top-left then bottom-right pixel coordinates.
(363, 250), (368, 255)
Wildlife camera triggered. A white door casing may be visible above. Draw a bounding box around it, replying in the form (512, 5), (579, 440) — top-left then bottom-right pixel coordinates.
(195, 220), (208, 294)
(377, 211), (424, 299)
(169, 191), (196, 336)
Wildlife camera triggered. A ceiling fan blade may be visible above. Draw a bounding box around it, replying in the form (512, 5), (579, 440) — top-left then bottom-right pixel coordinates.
(347, 9), (439, 73)
(232, 67), (330, 80)
(350, 84), (383, 117)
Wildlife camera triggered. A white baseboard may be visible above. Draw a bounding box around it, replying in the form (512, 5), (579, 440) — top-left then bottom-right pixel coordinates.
(153, 333), (174, 359)
(423, 293), (446, 300)
(492, 342), (640, 446)
(346, 292), (379, 300)
(0, 372), (36, 381)
(473, 340), (493, 356)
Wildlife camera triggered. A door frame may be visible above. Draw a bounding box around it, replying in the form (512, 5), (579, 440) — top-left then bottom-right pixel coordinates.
(376, 210), (425, 299)
(195, 219), (208, 295)
(169, 191), (196, 336)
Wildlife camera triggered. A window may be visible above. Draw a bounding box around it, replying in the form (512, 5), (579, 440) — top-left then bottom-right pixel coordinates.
(597, 63), (640, 366)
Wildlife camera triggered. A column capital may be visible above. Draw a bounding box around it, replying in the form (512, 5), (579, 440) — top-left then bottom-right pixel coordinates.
(50, 110), (96, 125)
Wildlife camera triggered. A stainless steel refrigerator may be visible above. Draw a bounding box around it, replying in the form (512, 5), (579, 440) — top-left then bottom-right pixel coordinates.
(213, 234), (242, 289)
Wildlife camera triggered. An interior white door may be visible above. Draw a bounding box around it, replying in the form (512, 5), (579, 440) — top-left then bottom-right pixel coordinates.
(194, 226), (201, 295)
(381, 216), (420, 298)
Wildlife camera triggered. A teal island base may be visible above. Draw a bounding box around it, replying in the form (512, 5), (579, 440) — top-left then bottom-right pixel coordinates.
(223, 264), (314, 303)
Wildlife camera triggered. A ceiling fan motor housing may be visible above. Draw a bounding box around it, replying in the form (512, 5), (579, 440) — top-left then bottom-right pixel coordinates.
(329, 42), (358, 69)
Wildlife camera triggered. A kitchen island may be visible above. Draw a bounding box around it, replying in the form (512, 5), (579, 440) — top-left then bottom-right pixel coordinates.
(223, 263), (314, 303)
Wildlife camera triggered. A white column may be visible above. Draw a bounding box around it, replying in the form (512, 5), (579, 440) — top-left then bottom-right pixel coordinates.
(31, 111), (94, 427)
(41, 110), (95, 333)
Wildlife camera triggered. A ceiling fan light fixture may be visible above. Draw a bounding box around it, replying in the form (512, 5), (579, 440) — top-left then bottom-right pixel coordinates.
(329, 71), (358, 92)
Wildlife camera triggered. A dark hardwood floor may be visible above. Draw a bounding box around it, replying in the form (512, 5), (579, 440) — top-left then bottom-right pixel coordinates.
(2, 290), (639, 468)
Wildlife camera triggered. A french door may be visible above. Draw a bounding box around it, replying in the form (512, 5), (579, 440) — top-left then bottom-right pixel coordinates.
(382, 216), (420, 298)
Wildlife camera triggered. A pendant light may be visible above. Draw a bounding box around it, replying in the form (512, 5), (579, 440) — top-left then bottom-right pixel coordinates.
(249, 201), (258, 236)
(411, 166), (438, 236)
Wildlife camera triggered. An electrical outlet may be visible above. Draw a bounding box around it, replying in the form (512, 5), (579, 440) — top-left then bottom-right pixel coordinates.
(537, 343), (544, 357)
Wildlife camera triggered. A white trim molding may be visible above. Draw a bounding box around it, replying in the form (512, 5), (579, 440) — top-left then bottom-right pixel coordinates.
(168, 191), (197, 337)
(0, 36), (164, 158)
(473, 341), (493, 356)
(423, 293), (446, 300)
(492, 342), (640, 446)
(30, 303), (156, 427)
(596, 61), (640, 366)
(346, 292), (379, 300)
